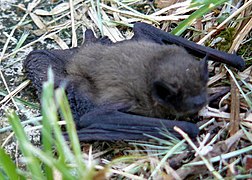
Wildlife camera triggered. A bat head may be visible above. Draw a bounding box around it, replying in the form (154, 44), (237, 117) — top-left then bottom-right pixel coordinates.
(151, 48), (208, 116)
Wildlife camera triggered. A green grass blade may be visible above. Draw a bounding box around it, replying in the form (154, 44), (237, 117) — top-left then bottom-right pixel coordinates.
(12, 30), (30, 57)
(41, 69), (93, 179)
(41, 68), (75, 177)
(150, 140), (185, 177)
(0, 148), (25, 180)
(7, 110), (45, 180)
(0, 168), (9, 180)
(185, 145), (252, 166)
(171, 0), (229, 36)
(226, 66), (252, 108)
(41, 70), (55, 180)
(190, 0), (214, 7)
(24, 144), (76, 180)
(241, 125), (252, 143)
(55, 88), (87, 175)
(0, 90), (39, 109)
(55, 89), (81, 154)
(41, 68), (78, 178)
(0, 116), (42, 133)
(96, 0), (103, 36)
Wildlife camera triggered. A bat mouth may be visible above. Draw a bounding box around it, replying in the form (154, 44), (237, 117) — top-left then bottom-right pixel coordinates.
(176, 106), (205, 116)
(174, 94), (208, 116)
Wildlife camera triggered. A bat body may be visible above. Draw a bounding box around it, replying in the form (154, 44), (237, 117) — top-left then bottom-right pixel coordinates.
(24, 22), (245, 141)
(67, 41), (208, 119)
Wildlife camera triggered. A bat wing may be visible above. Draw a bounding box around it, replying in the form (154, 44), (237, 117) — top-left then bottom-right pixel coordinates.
(24, 49), (199, 140)
(23, 29), (112, 92)
(24, 38), (200, 141)
(26, 24), (242, 142)
(24, 48), (78, 92)
(75, 106), (199, 141)
(131, 22), (245, 71)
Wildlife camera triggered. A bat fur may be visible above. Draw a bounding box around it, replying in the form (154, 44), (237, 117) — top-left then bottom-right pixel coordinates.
(24, 23), (245, 140)
(66, 41), (208, 119)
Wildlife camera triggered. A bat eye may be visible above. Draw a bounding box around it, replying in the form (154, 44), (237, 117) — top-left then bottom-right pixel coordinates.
(152, 81), (177, 105)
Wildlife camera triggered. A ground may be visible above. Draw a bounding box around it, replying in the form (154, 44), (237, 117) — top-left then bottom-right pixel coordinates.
(0, 0), (251, 179)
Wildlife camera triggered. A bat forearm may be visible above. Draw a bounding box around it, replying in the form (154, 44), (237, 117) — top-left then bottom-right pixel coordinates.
(76, 108), (199, 141)
(133, 22), (245, 71)
(160, 34), (245, 71)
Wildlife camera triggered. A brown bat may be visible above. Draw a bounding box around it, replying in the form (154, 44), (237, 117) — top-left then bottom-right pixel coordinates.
(24, 22), (245, 141)
(66, 41), (208, 119)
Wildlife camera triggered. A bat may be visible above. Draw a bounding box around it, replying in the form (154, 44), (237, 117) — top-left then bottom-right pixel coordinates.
(24, 22), (245, 141)
(66, 41), (208, 118)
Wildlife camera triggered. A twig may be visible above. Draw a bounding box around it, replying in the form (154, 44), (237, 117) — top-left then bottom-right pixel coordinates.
(0, 13), (29, 110)
(229, 17), (252, 53)
(229, 76), (240, 135)
(69, 0), (77, 47)
(174, 127), (223, 179)
(198, 0), (252, 45)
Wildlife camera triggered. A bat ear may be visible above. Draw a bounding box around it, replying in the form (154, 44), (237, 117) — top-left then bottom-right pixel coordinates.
(152, 81), (178, 105)
(200, 54), (209, 83)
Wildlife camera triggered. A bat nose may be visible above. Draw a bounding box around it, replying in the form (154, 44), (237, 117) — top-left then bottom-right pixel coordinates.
(193, 95), (207, 108)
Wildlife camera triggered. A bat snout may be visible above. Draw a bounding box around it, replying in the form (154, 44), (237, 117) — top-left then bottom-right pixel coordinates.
(192, 95), (207, 108)
(175, 93), (207, 115)
(187, 93), (208, 111)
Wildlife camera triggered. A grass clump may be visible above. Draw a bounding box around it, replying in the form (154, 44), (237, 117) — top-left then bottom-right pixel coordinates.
(0, 69), (95, 180)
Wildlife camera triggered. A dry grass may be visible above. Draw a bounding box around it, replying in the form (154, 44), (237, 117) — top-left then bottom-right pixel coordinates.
(0, 0), (251, 179)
